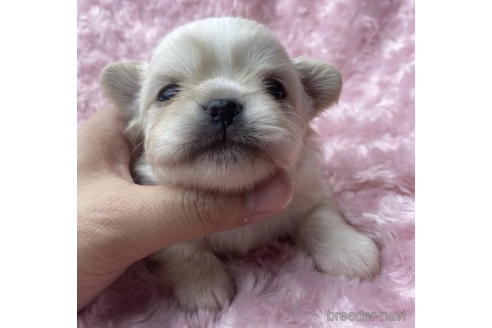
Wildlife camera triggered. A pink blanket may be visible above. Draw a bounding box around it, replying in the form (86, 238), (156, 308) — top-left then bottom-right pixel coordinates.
(77, 0), (414, 327)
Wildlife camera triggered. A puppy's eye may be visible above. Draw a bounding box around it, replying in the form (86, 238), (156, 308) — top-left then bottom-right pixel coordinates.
(264, 79), (287, 100)
(157, 84), (180, 102)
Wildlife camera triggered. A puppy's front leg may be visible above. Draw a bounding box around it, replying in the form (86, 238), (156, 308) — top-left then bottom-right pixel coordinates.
(295, 202), (380, 278)
(152, 240), (234, 311)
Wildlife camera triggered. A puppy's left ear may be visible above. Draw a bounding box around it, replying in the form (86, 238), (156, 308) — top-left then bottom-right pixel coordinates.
(100, 62), (144, 120)
(100, 62), (146, 143)
(294, 58), (342, 114)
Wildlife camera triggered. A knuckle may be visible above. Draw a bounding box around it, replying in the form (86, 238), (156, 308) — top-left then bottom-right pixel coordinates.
(88, 196), (125, 232)
(180, 190), (223, 229)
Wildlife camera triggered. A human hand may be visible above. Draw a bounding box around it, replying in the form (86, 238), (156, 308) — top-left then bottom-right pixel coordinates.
(77, 108), (293, 311)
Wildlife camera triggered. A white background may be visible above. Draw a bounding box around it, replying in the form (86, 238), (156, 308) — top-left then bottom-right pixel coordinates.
(0, 1), (76, 327)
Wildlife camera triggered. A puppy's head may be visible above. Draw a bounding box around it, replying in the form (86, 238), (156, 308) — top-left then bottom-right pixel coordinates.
(101, 17), (341, 192)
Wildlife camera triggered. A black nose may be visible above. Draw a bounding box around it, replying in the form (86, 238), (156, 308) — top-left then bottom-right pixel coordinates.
(205, 98), (242, 128)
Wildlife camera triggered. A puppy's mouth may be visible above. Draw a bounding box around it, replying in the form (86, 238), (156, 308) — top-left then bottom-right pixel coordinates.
(178, 129), (267, 165)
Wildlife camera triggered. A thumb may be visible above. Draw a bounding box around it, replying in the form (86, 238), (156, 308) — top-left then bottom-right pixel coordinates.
(123, 174), (294, 261)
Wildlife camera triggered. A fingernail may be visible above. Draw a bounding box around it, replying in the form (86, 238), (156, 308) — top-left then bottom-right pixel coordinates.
(247, 174), (294, 219)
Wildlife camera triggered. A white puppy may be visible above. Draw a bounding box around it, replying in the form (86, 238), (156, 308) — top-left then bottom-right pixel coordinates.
(101, 17), (379, 311)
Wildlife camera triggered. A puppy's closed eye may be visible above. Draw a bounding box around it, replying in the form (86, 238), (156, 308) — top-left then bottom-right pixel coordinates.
(157, 83), (180, 102)
(263, 79), (287, 100)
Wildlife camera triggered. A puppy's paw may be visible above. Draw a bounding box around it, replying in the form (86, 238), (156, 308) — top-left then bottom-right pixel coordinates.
(312, 228), (380, 279)
(173, 267), (235, 311)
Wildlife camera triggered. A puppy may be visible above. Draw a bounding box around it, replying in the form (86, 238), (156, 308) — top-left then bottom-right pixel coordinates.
(101, 17), (379, 311)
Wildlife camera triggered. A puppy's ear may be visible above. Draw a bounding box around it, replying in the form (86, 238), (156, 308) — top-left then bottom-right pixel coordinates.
(100, 62), (144, 120)
(294, 58), (342, 114)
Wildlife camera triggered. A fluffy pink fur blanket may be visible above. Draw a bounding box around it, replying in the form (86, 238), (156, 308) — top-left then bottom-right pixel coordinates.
(77, 0), (414, 327)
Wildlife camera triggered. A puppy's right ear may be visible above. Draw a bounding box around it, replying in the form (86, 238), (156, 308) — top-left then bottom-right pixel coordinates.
(100, 62), (144, 120)
(293, 57), (342, 116)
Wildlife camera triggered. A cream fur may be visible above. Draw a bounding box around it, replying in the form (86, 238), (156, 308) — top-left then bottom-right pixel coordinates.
(101, 17), (379, 311)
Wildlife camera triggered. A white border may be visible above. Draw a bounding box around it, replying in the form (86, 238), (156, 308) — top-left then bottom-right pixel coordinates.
(0, 1), (76, 327)
(417, 1), (492, 327)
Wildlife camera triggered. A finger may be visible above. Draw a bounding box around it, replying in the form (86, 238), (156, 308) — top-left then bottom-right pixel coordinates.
(117, 173), (294, 262)
(78, 108), (132, 179)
